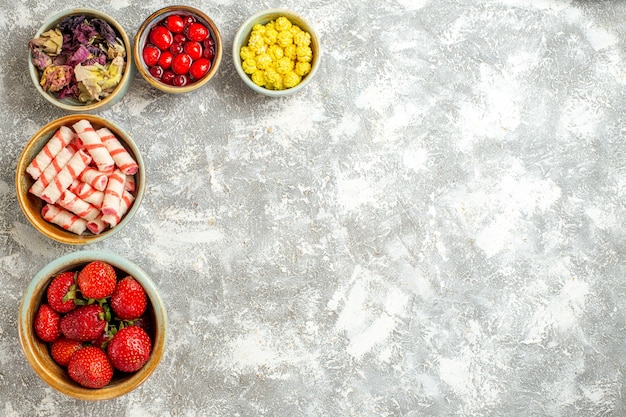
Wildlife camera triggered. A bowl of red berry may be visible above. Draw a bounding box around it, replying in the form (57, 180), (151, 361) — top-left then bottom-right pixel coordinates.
(18, 250), (167, 400)
(133, 6), (222, 93)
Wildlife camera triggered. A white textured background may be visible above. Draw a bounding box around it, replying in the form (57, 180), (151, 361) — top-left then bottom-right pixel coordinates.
(1, 0), (626, 416)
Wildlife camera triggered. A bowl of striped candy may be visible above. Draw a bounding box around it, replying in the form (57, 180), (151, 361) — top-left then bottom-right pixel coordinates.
(15, 114), (145, 245)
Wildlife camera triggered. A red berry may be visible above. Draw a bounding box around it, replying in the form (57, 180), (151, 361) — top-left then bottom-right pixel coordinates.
(107, 326), (152, 373)
(172, 74), (189, 87)
(169, 43), (184, 55)
(111, 276), (147, 320)
(172, 53), (192, 75)
(157, 50), (174, 69)
(189, 58), (211, 80)
(149, 65), (164, 79)
(164, 15), (185, 33)
(149, 25), (173, 50)
(173, 33), (187, 44)
(187, 22), (209, 41)
(184, 41), (203, 60)
(77, 261), (117, 299)
(60, 304), (107, 342)
(202, 45), (215, 60)
(162, 70), (176, 85)
(51, 338), (83, 367)
(68, 346), (113, 388)
(142, 44), (161, 67)
(34, 304), (61, 342)
(183, 15), (196, 27)
(203, 37), (215, 49)
(47, 271), (77, 313)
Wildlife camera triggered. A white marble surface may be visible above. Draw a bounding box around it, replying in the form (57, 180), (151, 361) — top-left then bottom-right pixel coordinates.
(1, 0), (626, 415)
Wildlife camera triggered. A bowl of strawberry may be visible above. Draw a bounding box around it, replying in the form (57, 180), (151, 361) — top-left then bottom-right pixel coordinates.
(133, 6), (222, 94)
(18, 251), (167, 400)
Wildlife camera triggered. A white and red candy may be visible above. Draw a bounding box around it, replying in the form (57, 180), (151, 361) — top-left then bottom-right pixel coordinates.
(79, 167), (109, 192)
(73, 119), (116, 174)
(41, 204), (88, 235)
(58, 189), (101, 222)
(98, 127), (139, 175)
(26, 126), (75, 180)
(29, 143), (77, 198)
(27, 120), (138, 236)
(40, 150), (92, 205)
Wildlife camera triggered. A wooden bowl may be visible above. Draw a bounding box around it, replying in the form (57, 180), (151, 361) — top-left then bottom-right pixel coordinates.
(18, 250), (167, 400)
(15, 114), (145, 245)
(133, 5), (222, 94)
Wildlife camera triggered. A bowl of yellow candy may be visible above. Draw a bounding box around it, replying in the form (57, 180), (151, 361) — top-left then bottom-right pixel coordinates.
(233, 9), (320, 97)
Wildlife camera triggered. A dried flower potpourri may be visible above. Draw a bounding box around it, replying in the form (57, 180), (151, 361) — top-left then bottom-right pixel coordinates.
(29, 15), (127, 104)
(239, 16), (313, 90)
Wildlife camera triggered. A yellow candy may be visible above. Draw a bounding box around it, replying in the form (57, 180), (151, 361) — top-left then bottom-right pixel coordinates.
(252, 24), (266, 34)
(283, 71), (301, 88)
(284, 44), (297, 60)
(277, 31), (293, 48)
(251, 70), (265, 86)
(296, 45), (313, 62)
(275, 16), (292, 32)
(247, 33), (265, 52)
(263, 29), (278, 45)
(264, 68), (283, 90)
(242, 58), (257, 74)
(268, 45), (284, 61)
(239, 16), (313, 90)
(294, 31), (311, 47)
(289, 25), (303, 37)
(255, 53), (273, 70)
(275, 56), (294, 75)
(295, 61), (311, 77)
(240, 46), (255, 61)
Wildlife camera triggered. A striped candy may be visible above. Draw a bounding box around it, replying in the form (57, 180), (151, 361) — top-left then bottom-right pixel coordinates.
(29, 144), (77, 198)
(58, 189), (101, 221)
(41, 204), (88, 235)
(26, 126), (75, 180)
(79, 167), (109, 191)
(73, 119), (115, 173)
(101, 169), (126, 216)
(40, 150), (92, 205)
(97, 127), (139, 175)
(102, 190), (135, 227)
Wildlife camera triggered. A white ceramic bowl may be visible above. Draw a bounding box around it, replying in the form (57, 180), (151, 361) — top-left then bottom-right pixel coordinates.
(28, 8), (134, 112)
(233, 8), (321, 97)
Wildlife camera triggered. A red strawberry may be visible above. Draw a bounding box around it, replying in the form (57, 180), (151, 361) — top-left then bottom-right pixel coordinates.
(60, 304), (107, 341)
(51, 337), (83, 367)
(77, 261), (117, 299)
(34, 304), (61, 342)
(47, 271), (78, 313)
(67, 346), (114, 388)
(110, 276), (147, 320)
(107, 326), (152, 372)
